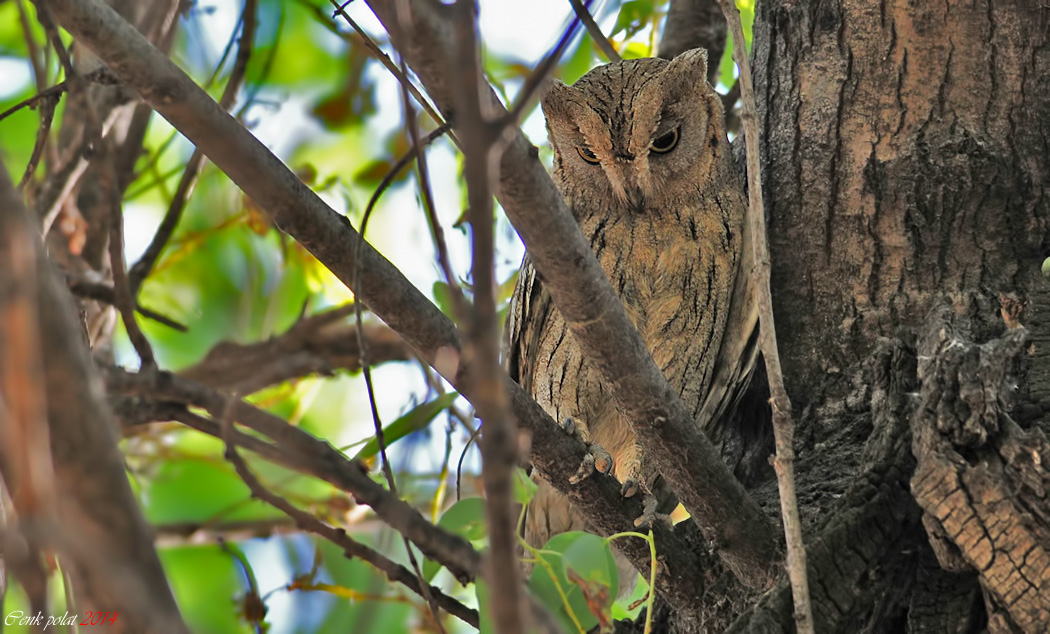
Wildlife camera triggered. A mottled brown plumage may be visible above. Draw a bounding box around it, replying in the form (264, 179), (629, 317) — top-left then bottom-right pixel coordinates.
(505, 49), (758, 584)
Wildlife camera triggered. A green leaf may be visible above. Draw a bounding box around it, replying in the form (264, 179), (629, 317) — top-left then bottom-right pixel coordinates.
(351, 392), (458, 461)
(437, 496), (488, 541)
(562, 533), (618, 596)
(513, 467), (538, 506)
(529, 532), (618, 633)
(1042, 257), (1050, 278)
(433, 281), (456, 317)
(423, 496), (488, 581)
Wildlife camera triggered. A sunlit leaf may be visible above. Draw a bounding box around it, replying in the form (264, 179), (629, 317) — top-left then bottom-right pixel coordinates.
(620, 41), (652, 60)
(438, 496), (488, 541)
(351, 392), (458, 462)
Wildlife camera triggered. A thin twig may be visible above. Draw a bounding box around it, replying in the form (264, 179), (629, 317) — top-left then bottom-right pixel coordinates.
(67, 278), (188, 332)
(219, 411), (479, 628)
(352, 323), (451, 634)
(456, 425), (481, 502)
(17, 0), (48, 94)
(418, 363), (479, 501)
(105, 146), (156, 369)
(326, 0), (456, 147)
(395, 65), (467, 319)
(129, 0), (258, 295)
(449, 2), (525, 632)
(18, 95), (59, 189)
(344, 36), (453, 634)
(568, 0), (619, 62)
(0, 67), (115, 124)
(715, 1), (813, 632)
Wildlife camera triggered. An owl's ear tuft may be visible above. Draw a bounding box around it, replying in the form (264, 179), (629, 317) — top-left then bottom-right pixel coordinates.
(541, 79), (576, 121)
(664, 48), (709, 87)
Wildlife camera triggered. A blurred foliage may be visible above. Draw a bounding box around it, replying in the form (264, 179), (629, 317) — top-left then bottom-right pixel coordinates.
(0, 0), (753, 632)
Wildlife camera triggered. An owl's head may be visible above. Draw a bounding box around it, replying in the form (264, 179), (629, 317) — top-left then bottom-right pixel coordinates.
(541, 48), (725, 212)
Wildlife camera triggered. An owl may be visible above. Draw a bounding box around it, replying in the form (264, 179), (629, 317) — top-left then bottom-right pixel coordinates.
(505, 48), (759, 582)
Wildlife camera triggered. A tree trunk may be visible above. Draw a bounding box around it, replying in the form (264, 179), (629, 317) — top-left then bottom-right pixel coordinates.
(698, 0), (1050, 631)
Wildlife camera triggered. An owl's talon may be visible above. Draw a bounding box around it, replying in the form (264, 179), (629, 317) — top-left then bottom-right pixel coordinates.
(591, 444), (613, 474)
(568, 443), (613, 483)
(561, 416), (612, 479)
(633, 494), (673, 529)
(569, 452), (595, 484)
(560, 417), (579, 437)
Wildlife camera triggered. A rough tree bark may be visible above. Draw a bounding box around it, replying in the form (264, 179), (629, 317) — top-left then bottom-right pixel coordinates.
(715, 0), (1050, 632)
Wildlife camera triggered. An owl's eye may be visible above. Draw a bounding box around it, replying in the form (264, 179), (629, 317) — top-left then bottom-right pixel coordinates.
(576, 146), (601, 164)
(650, 127), (680, 154)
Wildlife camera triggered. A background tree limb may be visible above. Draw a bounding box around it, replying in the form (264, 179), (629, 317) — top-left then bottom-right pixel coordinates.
(0, 158), (188, 634)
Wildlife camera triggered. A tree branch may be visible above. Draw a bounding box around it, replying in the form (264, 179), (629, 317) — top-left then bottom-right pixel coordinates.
(568, 0), (619, 62)
(177, 305), (412, 394)
(447, 1), (525, 631)
(42, 0), (711, 615)
(911, 306), (1050, 630)
(0, 157), (188, 633)
(66, 277), (188, 331)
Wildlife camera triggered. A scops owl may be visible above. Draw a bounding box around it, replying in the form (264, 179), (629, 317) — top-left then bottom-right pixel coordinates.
(505, 48), (759, 581)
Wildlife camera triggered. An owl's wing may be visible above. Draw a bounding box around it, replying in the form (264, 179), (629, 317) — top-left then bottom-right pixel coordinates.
(502, 255), (554, 395)
(697, 208), (761, 443)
